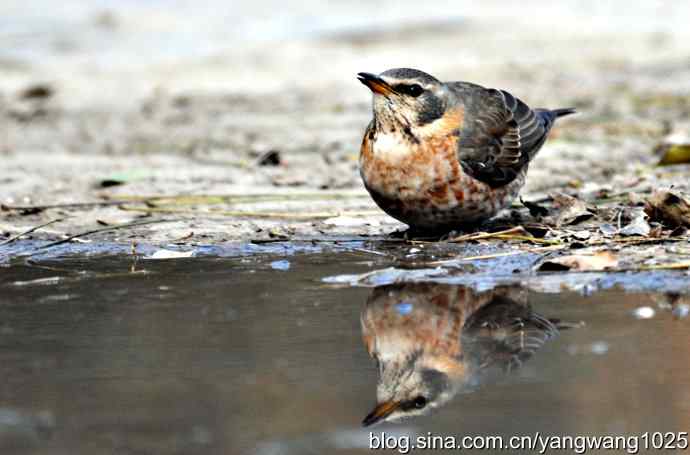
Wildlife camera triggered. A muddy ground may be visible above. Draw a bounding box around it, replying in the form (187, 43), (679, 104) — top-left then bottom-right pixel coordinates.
(1, 1), (690, 270)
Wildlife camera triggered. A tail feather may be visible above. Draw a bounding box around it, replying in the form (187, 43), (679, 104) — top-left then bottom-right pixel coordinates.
(536, 107), (576, 130)
(551, 107), (577, 118)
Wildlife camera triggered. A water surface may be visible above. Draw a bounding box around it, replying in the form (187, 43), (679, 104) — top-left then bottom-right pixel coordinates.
(1, 251), (689, 454)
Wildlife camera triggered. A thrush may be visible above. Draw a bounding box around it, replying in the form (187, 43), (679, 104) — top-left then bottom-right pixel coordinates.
(360, 283), (566, 427)
(357, 68), (575, 231)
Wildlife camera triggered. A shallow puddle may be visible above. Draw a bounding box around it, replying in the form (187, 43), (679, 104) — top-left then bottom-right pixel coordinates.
(1, 250), (689, 454)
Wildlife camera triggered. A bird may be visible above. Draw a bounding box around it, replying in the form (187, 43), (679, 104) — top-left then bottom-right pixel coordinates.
(360, 283), (567, 427)
(357, 68), (575, 232)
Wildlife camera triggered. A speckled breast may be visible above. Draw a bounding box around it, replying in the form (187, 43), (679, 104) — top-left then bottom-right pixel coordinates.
(359, 128), (526, 230)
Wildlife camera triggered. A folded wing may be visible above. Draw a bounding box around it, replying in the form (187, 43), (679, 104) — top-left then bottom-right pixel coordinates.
(453, 83), (574, 188)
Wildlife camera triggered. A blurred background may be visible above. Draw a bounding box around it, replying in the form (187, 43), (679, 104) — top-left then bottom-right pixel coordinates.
(3, 1), (690, 105)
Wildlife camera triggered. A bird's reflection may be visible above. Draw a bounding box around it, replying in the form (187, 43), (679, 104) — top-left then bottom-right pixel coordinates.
(361, 283), (566, 426)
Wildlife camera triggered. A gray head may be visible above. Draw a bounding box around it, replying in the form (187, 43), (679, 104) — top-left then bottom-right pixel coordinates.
(362, 359), (460, 427)
(357, 68), (450, 134)
(360, 282), (472, 427)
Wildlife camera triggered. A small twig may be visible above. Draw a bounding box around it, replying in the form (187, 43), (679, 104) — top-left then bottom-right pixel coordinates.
(587, 236), (690, 246)
(426, 245), (565, 265)
(1, 192), (371, 213)
(2, 201), (129, 212)
(115, 192), (369, 205)
(459, 245), (565, 261)
(248, 236), (406, 244)
(249, 238), (293, 244)
(492, 234), (561, 245)
(0, 218), (64, 246)
(350, 247), (390, 257)
(170, 232), (194, 243)
(119, 205), (381, 220)
(636, 261), (690, 271)
(449, 226), (526, 242)
(447, 226), (526, 243)
(33, 218), (180, 252)
(403, 227), (559, 245)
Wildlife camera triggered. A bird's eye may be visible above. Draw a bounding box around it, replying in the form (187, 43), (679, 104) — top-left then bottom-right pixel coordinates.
(412, 396), (427, 409)
(395, 84), (424, 97)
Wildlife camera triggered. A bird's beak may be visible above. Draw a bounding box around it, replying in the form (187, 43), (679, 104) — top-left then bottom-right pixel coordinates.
(357, 72), (393, 96)
(362, 400), (400, 427)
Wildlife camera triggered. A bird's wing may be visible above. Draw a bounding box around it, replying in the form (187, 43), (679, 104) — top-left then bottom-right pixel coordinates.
(461, 294), (559, 373)
(452, 84), (554, 188)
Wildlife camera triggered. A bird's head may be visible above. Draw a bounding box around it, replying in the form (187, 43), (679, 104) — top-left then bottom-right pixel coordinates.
(357, 68), (450, 135)
(362, 360), (458, 427)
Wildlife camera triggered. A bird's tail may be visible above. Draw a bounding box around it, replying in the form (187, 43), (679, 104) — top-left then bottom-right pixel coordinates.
(536, 107), (576, 130)
(550, 107), (577, 118)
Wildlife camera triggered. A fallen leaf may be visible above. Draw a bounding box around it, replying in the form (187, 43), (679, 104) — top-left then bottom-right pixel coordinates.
(537, 251), (618, 272)
(644, 190), (690, 227)
(656, 143), (690, 166)
(547, 193), (595, 226)
(571, 230), (591, 241)
(521, 197), (549, 217)
(619, 212), (651, 236)
(599, 223), (618, 237)
(522, 223), (550, 238)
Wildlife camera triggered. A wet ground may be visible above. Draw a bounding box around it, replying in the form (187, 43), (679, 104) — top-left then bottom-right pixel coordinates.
(3, 0), (690, 246)
(3, 1), (690, 280)
(1, 247), (689, 454)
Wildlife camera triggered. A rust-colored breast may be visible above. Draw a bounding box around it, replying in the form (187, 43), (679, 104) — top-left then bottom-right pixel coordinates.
(359, 109), (526, 229)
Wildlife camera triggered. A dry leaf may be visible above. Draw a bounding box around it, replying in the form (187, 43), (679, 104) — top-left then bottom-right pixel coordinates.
(619, 212), (651, 236)
(644, 190), (690, 228)
(537, 251), (618, 272)
(571, 230), (591, 241)
(599, 223), (618, 237)
(548, 193), (595, 226)
(521, 197), (549, 217)
(656, 143), (690, 166)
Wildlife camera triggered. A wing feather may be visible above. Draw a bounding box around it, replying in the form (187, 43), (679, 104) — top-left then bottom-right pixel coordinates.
(453, 84), (566, 188)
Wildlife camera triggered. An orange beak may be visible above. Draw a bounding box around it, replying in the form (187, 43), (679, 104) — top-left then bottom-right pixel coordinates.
(362, 400), (400, 427)
(357, 72), (393, 96)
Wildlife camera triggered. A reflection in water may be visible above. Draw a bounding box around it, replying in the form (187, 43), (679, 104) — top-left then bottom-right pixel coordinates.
(361, 283), (569, 426)
(2, 253), (689, 453)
